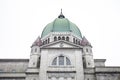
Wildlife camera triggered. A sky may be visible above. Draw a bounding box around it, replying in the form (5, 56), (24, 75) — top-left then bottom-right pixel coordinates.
(0, 0), (120, 66)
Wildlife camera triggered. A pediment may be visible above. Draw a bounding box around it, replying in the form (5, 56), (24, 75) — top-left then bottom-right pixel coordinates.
(41, 40), (82, 48)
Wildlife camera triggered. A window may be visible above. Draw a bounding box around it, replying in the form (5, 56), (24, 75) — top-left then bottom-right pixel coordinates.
(48, 38), (50, 43)
(66, 57), (71, 65)
(73, 38), (75, 43)
(52, 56), (71, 66)
(35, 48), (37, 52)
(62, 36), (65, 40)
(82, 57), (86, 68)
(78, 41), (80, 45)
(45, 40), (47, 44)
(33, 62), (35, 65)
(77, 40), (80, 45)
(88, 62), (90, 65)
(52, 57), (57, 65)
(66, 37), (69, 41)
(86, 48), (88, 52)
(58, 36), (61, 40)
(59, 56), (64, 65)
(54, 36), (57, 41)
(76, 39), (77, 44)
(43, 41), (45, 45)
(37, 57), (40, 67)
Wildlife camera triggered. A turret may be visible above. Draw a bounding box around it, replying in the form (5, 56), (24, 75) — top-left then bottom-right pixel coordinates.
(28, 36), (42, 68)
(81, 37), (95, 68)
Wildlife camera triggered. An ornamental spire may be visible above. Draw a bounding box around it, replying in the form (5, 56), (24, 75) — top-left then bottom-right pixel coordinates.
(61, 9), (63, 14)
(58, 9), (65, 18)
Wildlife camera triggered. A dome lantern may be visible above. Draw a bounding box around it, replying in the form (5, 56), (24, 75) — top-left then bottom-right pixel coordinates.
(58, 9), (65, 18)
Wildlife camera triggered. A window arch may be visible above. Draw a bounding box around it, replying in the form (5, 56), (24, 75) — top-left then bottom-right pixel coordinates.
(59, 55), (64, 65)
(35, 48), (37, 52)
(54, 36), (57, 41)
(52, 56), (71, 66)
(66, 37), (69, 41)
(62, 36), (65, 40)
(58, 36), (61, 40)
(76, 39), (77, 44)
(78, 41), (80, 45)
(52, 57), (57, 65)
(77, 40), (80, 45)
(66, 57), (71, 65)
(43, 41), (45, 45)
(73, 38), (75, 43)
(48, 38), (50, 43)
(45, 40), (47, 44)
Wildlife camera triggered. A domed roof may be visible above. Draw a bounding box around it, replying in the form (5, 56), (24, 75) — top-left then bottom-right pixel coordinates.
(41, 13), (82, 38)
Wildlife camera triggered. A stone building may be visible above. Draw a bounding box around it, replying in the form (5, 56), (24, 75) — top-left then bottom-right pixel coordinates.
(0, 11), (120, 80)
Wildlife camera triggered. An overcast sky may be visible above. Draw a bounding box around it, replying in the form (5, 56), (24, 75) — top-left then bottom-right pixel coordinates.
(0, 0), (120, 66)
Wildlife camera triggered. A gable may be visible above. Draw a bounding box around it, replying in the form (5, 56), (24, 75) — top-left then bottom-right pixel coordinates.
(41, 40), (82, 48)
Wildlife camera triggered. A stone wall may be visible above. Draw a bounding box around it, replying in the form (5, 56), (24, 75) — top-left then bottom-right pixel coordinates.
(0, 59), (29, 72)
(96, 73), (120, 80)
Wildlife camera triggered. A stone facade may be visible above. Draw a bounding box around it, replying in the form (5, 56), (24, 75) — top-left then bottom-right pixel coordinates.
(0, 13), (120, 80)
(0, 59), (120, 80)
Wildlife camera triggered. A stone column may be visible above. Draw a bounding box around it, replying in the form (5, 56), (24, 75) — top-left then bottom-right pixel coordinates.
(75, 49), (84, 80)
(39, 49), (48, 80)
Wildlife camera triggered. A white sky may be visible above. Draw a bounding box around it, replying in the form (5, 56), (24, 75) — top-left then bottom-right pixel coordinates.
(0, 0), (120, 66)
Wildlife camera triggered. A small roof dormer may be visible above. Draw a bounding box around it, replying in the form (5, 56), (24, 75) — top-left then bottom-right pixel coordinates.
(31, 36), (42, 47)
(81, 36), (92, 47)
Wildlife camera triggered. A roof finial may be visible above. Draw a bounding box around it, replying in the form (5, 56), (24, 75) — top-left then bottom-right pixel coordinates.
(58, 9), (65, 18)
(61, 9), (63, 14)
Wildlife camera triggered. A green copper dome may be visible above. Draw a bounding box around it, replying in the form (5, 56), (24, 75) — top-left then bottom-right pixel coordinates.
(41, 14), (82, 38)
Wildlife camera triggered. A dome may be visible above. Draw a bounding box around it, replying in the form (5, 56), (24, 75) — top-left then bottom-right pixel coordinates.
(41, 14), (82, 38)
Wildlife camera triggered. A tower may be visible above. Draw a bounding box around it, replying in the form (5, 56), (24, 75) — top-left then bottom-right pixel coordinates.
(26, 37), (41, 80)
(81, 37), (95, 68)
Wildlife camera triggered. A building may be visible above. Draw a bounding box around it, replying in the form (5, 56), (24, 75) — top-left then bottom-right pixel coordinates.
(0, 11), (120, 80)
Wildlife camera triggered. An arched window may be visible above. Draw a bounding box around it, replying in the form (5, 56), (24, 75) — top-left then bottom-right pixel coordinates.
(59, 56), (64, 65)
(62, 36), (65, 40)
(58, 36), (61, 40)
(66, 57), (71, 65)
(45, 40), (47, 44)
(78, 41), (80, 45)
(54, 36), (57, 41)
(35, 48), (37, 52)
(52, 57), (57, 65)
(37, 57), (40, 67)
(77, 40), (80, 45)
(86, 48), (89, 52)
(76, 39), (77, 44)
(66, 37), (69, 41)
(48, 38), (50, 43)
(73, 38), (75, 43)
(82, 57), (86, 68)
(42, 41), (45, 45)
(43, 41), (46, 45)
(52, 56), (71, 66)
